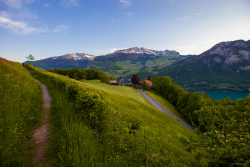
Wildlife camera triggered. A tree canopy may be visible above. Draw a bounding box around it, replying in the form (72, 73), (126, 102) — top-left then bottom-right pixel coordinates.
(131, 74), (140, 85)
(26, 54), (35, 61)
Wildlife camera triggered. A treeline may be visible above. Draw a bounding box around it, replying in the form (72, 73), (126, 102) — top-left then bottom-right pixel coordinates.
(48, 68), (116, 84)
(152, 76), (250, 166)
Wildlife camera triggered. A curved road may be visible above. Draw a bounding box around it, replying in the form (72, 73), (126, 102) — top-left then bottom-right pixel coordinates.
(137, 89), (194, 133)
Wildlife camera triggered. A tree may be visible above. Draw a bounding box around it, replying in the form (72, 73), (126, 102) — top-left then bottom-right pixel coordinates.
(131, 74), (140, 85)
(101, 75), (110, 84)
(26, 54), (35, 61)
(110, 76), (117, 81)
(147, 76), (151, 81)
(142, 81), (148, 90)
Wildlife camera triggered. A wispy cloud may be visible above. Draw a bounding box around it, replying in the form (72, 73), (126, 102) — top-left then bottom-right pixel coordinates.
(44, 3), (51, 8)
(125, 12), (133, 16)
(95, 47), (127, 54)
(94, 13), (102, 17)
(1, 0), (34, 9)
(119, 0), (131, 8)
(110, 19), (115, 23)
(181, 12), (202, 20)
(52, 25), (68, 33)
(0, 16), (47, 35)
(61, 0), (78, 7)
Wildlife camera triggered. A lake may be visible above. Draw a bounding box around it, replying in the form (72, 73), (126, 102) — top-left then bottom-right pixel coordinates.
(206, 92), (249, 101)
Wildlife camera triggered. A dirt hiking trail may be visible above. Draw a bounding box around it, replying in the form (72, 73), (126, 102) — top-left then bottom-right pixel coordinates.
(25, 68), (51, 166)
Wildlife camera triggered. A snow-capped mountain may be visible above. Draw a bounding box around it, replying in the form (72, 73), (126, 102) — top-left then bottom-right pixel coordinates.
(112, 47), (180, 57)
(52, 53), (95, 61)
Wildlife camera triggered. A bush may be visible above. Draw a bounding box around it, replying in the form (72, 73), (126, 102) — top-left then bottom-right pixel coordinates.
(26, 63), (110, 132)
(133, 85), (139, 89)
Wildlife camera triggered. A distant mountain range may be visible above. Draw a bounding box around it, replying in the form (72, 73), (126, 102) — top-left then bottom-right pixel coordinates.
(26, 39), (250, 92)
(146, 40), (250, 92)
(26, 53), (95, 70)
(26, 48), (191, 70)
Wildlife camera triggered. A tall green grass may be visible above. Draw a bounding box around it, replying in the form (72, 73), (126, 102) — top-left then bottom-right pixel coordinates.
(0, 58), (43, 166)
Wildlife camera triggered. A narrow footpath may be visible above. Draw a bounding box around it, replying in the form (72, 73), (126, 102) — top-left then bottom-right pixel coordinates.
(25, 68), (51, 166)
(136, 89), (194, 133)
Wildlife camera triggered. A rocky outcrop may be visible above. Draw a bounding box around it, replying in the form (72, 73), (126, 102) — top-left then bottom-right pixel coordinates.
(225, 55), (242, 65)
(239, 65), (250, 71)
(213, 56), (222, 63)
(210, 47), (231, 57)
(239, 49), (250, 61)
(208, 40), (250, 65)
(234, 41), (248, 48)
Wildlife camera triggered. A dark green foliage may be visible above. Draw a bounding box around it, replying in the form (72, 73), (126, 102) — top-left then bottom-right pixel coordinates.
(152, 75), (250, 166)
(131, 74), (140, 85)
(133, 85), (139, 89)
(101, 75), (110, 84)
(48, 68), (109, 81)
(109, 76), (117, 81)
(142, 81), (148, 90)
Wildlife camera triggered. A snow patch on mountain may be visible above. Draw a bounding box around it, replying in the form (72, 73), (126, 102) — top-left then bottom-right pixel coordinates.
(113, 47), (180, 56)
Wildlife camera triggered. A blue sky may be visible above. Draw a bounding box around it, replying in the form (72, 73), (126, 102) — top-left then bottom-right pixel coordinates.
(0, 0), (250, 62)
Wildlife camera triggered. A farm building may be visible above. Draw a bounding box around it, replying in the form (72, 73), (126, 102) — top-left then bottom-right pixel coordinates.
(110, 80), (118, 86)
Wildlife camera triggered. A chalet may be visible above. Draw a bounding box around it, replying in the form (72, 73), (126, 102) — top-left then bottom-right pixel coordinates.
(110, 80), (118, 86)
(139, 81), (143, 85)
(145, 80), (153, 86)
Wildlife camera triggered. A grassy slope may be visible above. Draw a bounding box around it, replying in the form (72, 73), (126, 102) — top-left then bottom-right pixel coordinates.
(80, 80), (197, 161)
(32, 76), (106, 167)
(143, 90), (187, 121)
(0, 58), (43, 166)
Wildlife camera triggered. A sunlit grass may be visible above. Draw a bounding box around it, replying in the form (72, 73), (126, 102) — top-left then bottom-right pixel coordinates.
(80, 80), (197, 164)
(0, 58), (43, 166)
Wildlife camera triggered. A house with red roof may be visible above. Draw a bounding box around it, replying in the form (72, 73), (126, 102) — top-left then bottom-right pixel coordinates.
(145, 80), (153, 86)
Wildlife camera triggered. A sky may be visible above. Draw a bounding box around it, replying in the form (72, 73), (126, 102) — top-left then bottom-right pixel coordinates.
(0, 0), (250, 63)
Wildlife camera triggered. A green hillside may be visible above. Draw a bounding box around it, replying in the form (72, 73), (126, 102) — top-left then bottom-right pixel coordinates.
(80, 80), (197, 165)
(26, 64), (202, 166)
(89, 53), (192, 80)
(0, 58), (43, 166)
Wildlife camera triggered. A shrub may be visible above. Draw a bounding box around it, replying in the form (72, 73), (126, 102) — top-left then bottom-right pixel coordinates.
(133, 85), (138, 89)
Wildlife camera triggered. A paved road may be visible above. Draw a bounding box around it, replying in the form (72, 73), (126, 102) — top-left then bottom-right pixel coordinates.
(137, 89), (194, 133)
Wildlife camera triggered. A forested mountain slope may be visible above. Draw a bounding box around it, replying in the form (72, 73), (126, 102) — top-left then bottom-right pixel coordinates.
(147, 40), (250, 93)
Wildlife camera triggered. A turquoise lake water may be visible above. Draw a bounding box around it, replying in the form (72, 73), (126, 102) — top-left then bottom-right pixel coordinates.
(206, 92), (249, 101)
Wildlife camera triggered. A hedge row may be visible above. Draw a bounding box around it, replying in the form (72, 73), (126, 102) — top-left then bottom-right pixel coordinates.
(26, 64), (110, 131)
(48, 68), (116, 84)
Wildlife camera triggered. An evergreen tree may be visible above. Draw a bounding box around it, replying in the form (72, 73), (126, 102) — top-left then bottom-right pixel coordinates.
(147, 76), (151, 81)
(131, 74), (140, 85)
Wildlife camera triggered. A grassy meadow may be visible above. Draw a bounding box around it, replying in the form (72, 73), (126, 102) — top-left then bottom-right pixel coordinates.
(0, 58), (43, 166)
(79, 80), (198, 166)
